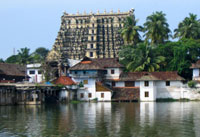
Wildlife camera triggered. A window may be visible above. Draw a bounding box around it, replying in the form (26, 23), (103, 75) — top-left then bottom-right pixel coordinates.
(104, 70), (108, 74)
(83, 80), (88, 84)
(75, 71), (77, 74)
(92, 30), (94, 34)
(91, 36), (94, 41)
(80, 93), (84, 98)
(145, 91), (149, 97)
(111, 69), (115, 74)
(88, 93), (92, 98)
(112, 81), (115, 87)
(144, 81), (149, 87)
(92, 24), (94, 27)
(83, 71), (86, 74)
(38, 70), (42, 74)
(166, 81), (170, 86)
(125, 81), (135, 87)
(90, 44), (93, 49)
(90, 52), (93, 57)
(101, 93), (104, 98)
(29, 70), (35, 74)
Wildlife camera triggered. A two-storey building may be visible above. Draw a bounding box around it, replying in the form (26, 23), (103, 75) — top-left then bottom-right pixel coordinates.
(69, 57), (185, 102)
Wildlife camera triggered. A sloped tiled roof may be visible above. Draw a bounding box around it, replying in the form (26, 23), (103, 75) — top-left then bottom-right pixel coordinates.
(0, 63), (26, 77)
(96, 82), (112, 92)
(108, 71), (184, 81)
(53, 76), (76, 86)
(190, 60), (200, 68)
(112, 87), (139, 101)
(69, 57), (123, 71)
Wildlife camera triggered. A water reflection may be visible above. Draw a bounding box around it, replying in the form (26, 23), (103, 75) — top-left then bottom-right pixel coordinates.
(0, 102), (200, 137)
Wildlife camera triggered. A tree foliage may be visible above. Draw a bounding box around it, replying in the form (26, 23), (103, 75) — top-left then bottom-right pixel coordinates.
(0, 58), (4, 63)
(174, 13), (200, 40)
(143, 11), (171, 45)
(119, 43), (165, 72)
(121, 16), (142, 45)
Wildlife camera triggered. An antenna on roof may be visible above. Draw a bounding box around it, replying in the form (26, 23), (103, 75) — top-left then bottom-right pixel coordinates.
(13, 48), (15, 55)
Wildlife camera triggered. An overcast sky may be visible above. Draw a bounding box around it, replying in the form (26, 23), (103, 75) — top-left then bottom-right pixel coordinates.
(0, 0), (200, 60)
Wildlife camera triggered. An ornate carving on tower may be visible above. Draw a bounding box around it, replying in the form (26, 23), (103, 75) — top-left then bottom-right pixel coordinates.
(47, 9), (134, 61)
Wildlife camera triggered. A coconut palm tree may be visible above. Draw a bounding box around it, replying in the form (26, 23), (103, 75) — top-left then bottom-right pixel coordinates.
(143, 11), (171, 45)
(126, 43), (165, 72)
(17, 47), (32, 65)
(174, 13), (200, 39)
(121, 16), (142, 45)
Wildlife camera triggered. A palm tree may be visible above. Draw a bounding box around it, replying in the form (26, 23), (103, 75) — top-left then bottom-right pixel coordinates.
(143, 11), (171, 45)
(17, 47), (32, 65)
(121, 16), (142, 45)
(126, 43), (165, 72)
(174, 13), (200, 39)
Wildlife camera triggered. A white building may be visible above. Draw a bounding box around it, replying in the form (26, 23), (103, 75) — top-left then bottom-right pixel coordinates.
(69, 57), (123, 101)
(191, 60), (200, 81)
(27, 63), (43, 83)
(69, 57), (185, 102)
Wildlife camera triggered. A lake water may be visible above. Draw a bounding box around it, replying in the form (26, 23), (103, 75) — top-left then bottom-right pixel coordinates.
(0, 102), (200, 137)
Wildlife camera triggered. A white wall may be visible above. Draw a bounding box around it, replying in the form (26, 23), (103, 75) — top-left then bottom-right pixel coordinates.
(75, 78), (97, 101)
(27, 69), (43, 83)
(105, 68), (122, 79)
(96, 92), (112, 101)
(156, 81), (183, 99)
(140, 81), (157, 101)
(193, 68), (200, 80)
(115, 81), (124, 87)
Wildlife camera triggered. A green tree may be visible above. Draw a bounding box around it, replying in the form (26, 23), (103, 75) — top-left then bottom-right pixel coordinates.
(0, 58), (4, 63)
(156, 39), (200, 79)
(121, 16), (142, 45)
(119, 43), (165, 72)
(5, 55), (20, 64)
(174, 13), (200, 40)
(143, 11), (171, 45)
(31, 47), (49, 63)
(17, 47), (32, 65)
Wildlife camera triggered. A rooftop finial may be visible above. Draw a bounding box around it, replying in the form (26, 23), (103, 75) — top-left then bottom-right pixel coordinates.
(84, 10), (86, 15)
(77, 10), (79, 15)
(97, 10), (100, 14)
(110, 9), (113, 13)
(104, 9), (106, 14)
(118, 9), (120, 13)
(90, 10), (93, 14)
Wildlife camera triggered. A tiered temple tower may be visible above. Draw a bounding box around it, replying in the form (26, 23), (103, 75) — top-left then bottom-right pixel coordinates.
(47, 9), (134, 61)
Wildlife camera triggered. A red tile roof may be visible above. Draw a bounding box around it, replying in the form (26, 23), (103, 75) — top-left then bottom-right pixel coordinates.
(107, 71), (184, 81)
(69, 57), (123, 71)
(96, 82), (112, 92)
(190, 60), (200, 68)
(53, 76), (76, 86)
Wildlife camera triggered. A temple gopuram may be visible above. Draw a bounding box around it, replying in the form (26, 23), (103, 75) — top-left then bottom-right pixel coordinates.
(47, 9), (134, 61)
(46, 9), (134, 78)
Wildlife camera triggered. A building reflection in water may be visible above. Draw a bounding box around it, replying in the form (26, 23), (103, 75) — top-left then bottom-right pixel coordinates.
(1, 102), (200, 137)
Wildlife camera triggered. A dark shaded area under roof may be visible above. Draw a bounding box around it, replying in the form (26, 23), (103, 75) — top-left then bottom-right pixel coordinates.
(112, 87), (139, 101)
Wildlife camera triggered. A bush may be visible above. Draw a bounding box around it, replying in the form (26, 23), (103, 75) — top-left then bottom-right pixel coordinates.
(188, 81), (197, 88)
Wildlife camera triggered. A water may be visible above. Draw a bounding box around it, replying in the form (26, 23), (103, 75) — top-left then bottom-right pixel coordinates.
(0, 102), (200, 137)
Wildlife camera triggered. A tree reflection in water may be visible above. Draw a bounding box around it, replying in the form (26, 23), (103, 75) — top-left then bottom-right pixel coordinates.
(0, 102), (200, 137)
